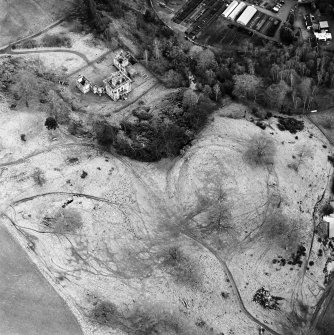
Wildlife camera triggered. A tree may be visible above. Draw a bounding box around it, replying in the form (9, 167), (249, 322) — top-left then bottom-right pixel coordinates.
(45, 117), (58, 130)
(47, 90), (70, 124)
(200, 188), (231, 235)
(280, 24), (294, 45)
(153, 38), (160, 60)
(124, 11), (137, 29)
(163, 69), (184, 88)
(244, 134), (276, 166)
(143, 49), (149, 66)
(233, 74), (262, 101)
(265, 80), (290, 110)
(213, 83), (221, 101)
(182, 89), (198, 109)
(263, 212), (300, 251)
(299, 77), (312, 112)
(11, 70), (39, 107)
(196, 49), (217, 72)
(202, 85), (212, 98)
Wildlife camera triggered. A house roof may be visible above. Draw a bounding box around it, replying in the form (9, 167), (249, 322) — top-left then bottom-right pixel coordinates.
(314, 32), (332, 41)
(320, 21), (329, 29)
(77, 75), (90, 86)
(103, 71), (131, 90)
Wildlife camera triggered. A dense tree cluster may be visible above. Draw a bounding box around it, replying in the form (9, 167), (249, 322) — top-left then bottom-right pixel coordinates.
(95, 91), (216, 161)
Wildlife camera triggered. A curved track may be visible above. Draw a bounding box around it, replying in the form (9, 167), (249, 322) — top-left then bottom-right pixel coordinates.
(0, 142), (98, 168)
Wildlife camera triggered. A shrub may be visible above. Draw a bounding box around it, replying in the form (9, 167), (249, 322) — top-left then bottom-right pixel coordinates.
(277, 117), (304, 134)
(322, 203), (334, 216)
(18, 39), (39, 49)
(44, 208), (83, 233)
(91, 301), (119, 326)
(32, 168), (46, 186)
(41, 34), (72, 48)
(252, 106), (266, 119)
(45, 117), (58, 130)
(328, 155), (334, 166)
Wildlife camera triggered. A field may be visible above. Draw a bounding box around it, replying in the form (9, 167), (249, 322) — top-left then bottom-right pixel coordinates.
(309, 108), (334, 144)
(0, 0), (74, 48)
(0, 89), (333, 334)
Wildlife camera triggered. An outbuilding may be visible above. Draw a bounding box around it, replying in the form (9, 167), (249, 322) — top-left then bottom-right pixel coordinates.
(319, 21), (329, 31)
(223, 0), (239, 18)
(76, 75), (91, 94)
(323, 215), (334, 238)
(236, 6), (257, 26)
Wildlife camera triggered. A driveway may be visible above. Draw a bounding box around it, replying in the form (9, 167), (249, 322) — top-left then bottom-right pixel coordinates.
(0, 223), (82, 335)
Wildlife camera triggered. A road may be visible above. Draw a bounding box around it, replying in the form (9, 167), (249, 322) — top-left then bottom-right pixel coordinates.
(0, 223), (82, 335)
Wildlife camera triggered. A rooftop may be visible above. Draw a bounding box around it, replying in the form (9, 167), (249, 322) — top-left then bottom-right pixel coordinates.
(103, 71), (131, 89)
(77, 75), (90, 86)
(320, 21), (329, 29)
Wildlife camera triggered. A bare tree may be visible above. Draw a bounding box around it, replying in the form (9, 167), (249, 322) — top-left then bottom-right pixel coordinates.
(299, 77), (312, 112)
(202, 189), (231, 235)
(288, 145), (313, 172)
(213, 83), (221, 101)
(182, 89), (198, 109)
(262, 212), (301, 251)
(244, 134), (276, 167)
(11, 70), (40, 107)
(153, 38), (160, 60)
(143, 49), (149, 66)
(233, 74), (262, 102)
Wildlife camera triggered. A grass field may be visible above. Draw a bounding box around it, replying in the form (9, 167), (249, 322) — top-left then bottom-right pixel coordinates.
(309, 109), (334, 144)
(0, 0), (74, 47)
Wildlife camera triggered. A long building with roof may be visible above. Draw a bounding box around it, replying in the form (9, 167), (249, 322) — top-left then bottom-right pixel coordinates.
(222, 0), (239, 18)
(237, 5), (257, 26)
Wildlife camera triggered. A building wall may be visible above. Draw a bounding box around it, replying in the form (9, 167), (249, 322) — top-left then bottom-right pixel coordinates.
(106, 81), (132, 101)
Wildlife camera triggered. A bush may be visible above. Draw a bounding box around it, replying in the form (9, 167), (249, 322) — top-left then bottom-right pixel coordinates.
(277, 117), (304, 134)
(91, 301), (119, 326)
(47, 209), (83, 233)
(328, 155), (334, 166)
(32, 168), (46, 186)
(322, 203), (334, 216)
(41, 34), (72, 48)
(17, 39), (39, 49)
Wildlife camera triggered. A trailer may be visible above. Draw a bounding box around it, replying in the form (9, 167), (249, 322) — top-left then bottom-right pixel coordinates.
(237, 5), (257, 25)
(228, 2), (246, 21)
(222, 0), (239, 18)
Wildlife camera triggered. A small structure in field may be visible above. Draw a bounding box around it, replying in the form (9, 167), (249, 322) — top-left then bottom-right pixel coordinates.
(76, 75), (91, 94)
(319, 21), (329, 31)
(323, 215), (334, 238)
(103, 71), (132, 101)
